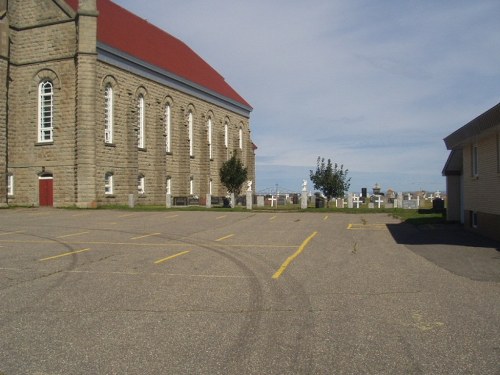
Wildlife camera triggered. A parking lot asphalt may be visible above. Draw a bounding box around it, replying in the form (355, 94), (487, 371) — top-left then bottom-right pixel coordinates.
(0, 208), (499, 374)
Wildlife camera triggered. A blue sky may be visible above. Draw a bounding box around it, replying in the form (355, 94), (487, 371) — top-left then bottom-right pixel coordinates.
(113, 0), (500, 194)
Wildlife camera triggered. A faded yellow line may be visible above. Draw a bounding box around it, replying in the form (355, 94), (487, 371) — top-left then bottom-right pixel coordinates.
(215, 234), (235, 242)
(216, 215), (227, 220)
(0, 230), (24, 236)
(154, 250), (190, 264)
(39, 248), (91, 261)
(269, 216), (277, 221)
(323, 215), (329, 221)
(130, 232), (161, 240)
(272, 231), (318, 279)
(56, 231), (89, 239)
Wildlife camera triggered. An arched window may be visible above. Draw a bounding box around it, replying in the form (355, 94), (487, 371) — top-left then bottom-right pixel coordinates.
(104, 84), (114, 144)
(188, 111), (194, 157)
(38, 80), (54, 142)
(137, 95), (145, 148)
(239, 126), (243, 149)
(224, 122), (229, 148)
(165, 104), (171, 153)
(207, 117), (213, 159)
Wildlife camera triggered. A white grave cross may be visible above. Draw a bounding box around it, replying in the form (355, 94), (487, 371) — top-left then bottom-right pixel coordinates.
(353, 195), (361, 208)
(374, 195), (383, 208)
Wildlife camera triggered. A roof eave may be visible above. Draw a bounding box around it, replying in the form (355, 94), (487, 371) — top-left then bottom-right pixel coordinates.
(97, 42), (252, 117)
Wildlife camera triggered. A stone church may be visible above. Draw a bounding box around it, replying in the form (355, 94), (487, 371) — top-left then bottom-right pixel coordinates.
(0, 0), (255, 208)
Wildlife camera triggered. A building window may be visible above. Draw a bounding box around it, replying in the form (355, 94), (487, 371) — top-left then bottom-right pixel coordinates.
(138, 95), (145, 148)
(166, 177), (171, 195)
(239, 127), (243, 149)
(165, 104), (171, 153)
(138, 175), (145, 195)
(471, 144), (478, 177)
(224, 122), (228, 148)
(207, 118), (213, 159)
(38, 80), (54, 142)
(188, 111), (194, 157)
(7, 174), (13, 196)
(189, 177), (194, 195)
(209, 179), (213, 195)
(104, 173), (113, 195)
(104, 85), (114, 144)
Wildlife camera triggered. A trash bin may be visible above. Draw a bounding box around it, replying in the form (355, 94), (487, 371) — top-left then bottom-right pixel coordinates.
(315, 197), (325, 208)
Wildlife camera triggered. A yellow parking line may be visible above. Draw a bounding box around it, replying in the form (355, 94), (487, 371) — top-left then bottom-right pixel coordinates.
(269, 216), (277, 221)
(154, 250), (190, 265)
(272, 231), (318, 279)
(323, 215), (329, 221)
(215, 234), (235, 242)
(39, 248), (91, 261)
(130, 233), (161, 240)
(216, 215), (227, 220)
(56, 231), (89, 239)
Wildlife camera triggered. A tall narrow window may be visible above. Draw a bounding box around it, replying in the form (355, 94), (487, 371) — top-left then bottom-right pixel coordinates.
(224, 122), (228, 148)
(138, 175), (145, 195)
(138, 95), (145, 148)
(38, 80), (54, 142)
(104, 85), (114, 144)
(472, 144), (478, 177)
(209, 179), (213, 195)
(189, 177), (194, 195)
(104, 173), (114, 195)
(239, 127), (243, 149)
(207, 118), (213, 159)
(188, 111), (194, 157)
(166, 177), (171, 195)
(165, 104), (171, 153)
(7, 174), (13, 196)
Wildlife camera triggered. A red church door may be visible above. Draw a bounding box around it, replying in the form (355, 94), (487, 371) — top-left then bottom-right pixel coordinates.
(39, 177), (54, 207)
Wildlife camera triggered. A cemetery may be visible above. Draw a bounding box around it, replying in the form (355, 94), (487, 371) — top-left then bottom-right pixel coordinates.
(156, 180), (446, 216)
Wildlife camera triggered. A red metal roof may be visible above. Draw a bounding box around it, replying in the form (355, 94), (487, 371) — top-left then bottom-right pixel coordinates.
(65, 0), (251, 109)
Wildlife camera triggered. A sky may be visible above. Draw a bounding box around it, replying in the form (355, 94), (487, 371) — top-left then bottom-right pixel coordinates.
(113, 0), (500, 195)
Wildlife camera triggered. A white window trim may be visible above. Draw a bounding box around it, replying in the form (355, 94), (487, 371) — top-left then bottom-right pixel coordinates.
(166, 177), (171, 195)
(165, 104), (171, 153)
(105, 85), (114, 144)
(104, 173), (113, 195)
(224, 123), (228, 148)
(138, 95), (145, 149)
(7, 174), (13, 196)
(239, 127), (243, 149)
(188, 112), (194, 157)
(38, 81), (54, 143)
(138, 175), (145, 195)
(208, 118), (213, 159)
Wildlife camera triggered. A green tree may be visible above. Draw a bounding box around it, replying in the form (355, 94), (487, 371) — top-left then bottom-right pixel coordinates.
(309, 156), (351, 207)
(219, 154), (248, 206)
